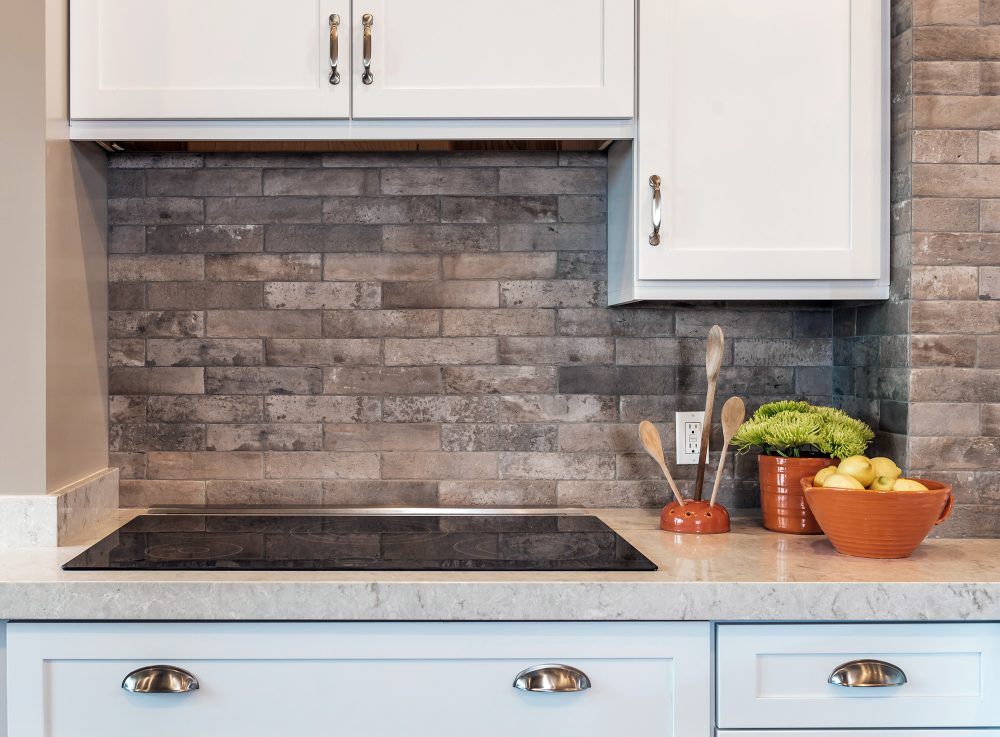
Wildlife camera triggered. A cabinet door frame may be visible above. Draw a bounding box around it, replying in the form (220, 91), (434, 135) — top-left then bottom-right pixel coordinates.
(351, 0), (635, 119)
(634, 0), (887, 283)
(70, 0), (351, 120)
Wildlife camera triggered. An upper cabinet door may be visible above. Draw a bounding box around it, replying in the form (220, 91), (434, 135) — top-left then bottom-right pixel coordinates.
(70, 0), (351, 119)
(351, 0), (635, 119)
(636, 0), (885, 282)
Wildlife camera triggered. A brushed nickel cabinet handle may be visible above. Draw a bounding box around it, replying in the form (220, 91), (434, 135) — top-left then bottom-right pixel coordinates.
(122, 665), (200, 694)
(513, 664), (591, 693)
(329, 14), (341, 85)
(649, 175), (662, 246)
(829, 659), (907, 687)
(361, 13), (374, 85)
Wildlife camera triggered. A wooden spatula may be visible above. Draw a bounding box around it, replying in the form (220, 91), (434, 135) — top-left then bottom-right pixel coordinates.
(709, 396), (746, 508)
(638, 420), (686, 507)
(694, 325), (725, 500)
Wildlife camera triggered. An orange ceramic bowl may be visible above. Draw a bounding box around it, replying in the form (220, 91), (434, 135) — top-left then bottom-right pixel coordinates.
(802, 477), (954, 559)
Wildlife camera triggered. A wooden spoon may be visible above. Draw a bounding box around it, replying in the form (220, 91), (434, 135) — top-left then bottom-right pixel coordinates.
(709, 396), (746, 508)
(694, 325), (725, 501)
(638, 420), (686, 507)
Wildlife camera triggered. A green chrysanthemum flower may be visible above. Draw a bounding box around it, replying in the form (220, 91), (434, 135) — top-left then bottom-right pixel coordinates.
(731, 401), (873, 459)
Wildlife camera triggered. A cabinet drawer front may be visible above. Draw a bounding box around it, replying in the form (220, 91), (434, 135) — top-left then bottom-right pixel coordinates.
(352, 0), (635, 119)
(71, 0), (350, 119)
(717, 623), (1000, 729)
(8, 622), (709, 737)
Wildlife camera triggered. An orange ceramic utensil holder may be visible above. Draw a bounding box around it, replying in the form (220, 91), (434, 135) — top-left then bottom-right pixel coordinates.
(660, 499), (731, 534)
(802, 476), (954, 558)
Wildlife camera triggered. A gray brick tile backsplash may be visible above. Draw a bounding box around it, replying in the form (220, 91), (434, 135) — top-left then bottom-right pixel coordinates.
(108, 150), (835, 511)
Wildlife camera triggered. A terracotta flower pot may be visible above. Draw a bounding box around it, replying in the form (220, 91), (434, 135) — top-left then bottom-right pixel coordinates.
(758, 455), (835, 534)
(802, 477), (954, 559)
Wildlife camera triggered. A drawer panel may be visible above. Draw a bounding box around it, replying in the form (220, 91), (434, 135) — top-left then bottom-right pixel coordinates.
(8, 622), (709, 737)
(717, 623), (1000, 729)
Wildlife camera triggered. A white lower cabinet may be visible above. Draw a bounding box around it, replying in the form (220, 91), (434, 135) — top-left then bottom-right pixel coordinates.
(5, 621), (709, 737)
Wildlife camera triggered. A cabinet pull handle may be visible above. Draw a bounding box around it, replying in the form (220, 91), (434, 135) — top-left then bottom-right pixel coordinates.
(829, 659), (907, 688)
(649, 175), (662, 246)
(361, 13), (374, 85)
(513, 664), (591, 693)
(328, 14), (341, 85)
(122, 665), (200, 694)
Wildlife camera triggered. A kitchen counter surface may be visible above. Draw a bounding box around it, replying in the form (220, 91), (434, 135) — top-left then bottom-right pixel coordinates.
(1, 508), (998, 621)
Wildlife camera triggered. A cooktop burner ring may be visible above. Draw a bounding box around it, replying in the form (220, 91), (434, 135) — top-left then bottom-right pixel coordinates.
(146, 540), (246, 561)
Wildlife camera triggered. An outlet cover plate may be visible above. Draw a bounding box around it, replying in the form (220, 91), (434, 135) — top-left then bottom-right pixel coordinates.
(675, 411), (704, 465)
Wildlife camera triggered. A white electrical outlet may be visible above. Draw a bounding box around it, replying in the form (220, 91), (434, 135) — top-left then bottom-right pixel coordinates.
(675, 412), (705, 465)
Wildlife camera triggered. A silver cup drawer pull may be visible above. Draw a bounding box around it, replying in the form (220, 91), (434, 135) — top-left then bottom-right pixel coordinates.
(829, 659), (907, 688)
(512, 664), (591, 693)
(122, 665), (200, 694)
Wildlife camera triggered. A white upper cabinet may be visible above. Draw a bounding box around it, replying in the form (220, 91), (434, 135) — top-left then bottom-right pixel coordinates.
(351, 0), (635, 119)
(70, 0), (351, 119)
(608, 0), (887, 303)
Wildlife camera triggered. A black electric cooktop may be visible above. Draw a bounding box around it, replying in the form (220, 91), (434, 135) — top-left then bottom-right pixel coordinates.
(62, 514), (657, 572)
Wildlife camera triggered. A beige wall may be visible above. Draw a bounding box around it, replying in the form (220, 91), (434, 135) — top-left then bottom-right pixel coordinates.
(0, 0), (108, 495)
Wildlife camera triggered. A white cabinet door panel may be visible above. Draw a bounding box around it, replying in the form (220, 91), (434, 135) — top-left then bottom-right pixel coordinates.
(71, 0), (350, 119)
(352, 0), (635, 119)
(636, 0), (885, 282)
(717, 623), (1000, 729)
(7, 621), (710, 737)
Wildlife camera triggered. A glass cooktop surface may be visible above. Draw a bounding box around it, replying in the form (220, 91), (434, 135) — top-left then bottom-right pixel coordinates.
(62, 514), (657, 572)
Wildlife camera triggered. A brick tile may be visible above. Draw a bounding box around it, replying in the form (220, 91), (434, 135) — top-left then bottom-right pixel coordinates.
(440, 366), (557, 394)
(147, 169), (261, 196)
(324, 367), (443, 395)
(266, 282), (380, 310)
(500, 337), (614, 365)
(206, 310), (321, 338)
(384, 337), (497, 365)
(206, 254), (321, 281)
(147, 451), (263, 479)
(205, 480), (323, 506)
(442, 151), (558, 167)
(556, 480), (664, 507)
(146, 338), (263, 367)
(557, 423), (642, 453)
(322, 196), (438, 224)
(441, 424), (557, 452)
(910, 334), (978, 366)
(264, 338), (380, 366)
(912, 300), (1000, 332)
(206, 153), (320, 169)
(324, 423), (440, 451)
(383, 281), (499, 308)
(322, 152), (438, 168)
(913, 129), (978, 161)
(109, 226), (146, 254)
(380, 168), (498, 195)
(207, 424), (323, 451)
(499, 223), (606, 252)
(383, 224), (498, 253)
(980, 131), (1000, 161)
(615, 337), (731, 366)
(911, 265), (980, 298)
(119, 480), (206, 507)
(558, 195), (607, 223)
(110, 423), (206, 452)
(109, 367), (204, 395)
(499, 452), (615, 480)
(147, 396), (263, 423)
(557, 308), (612, 336)
(438, 480), (556, 506)
(382, 452), (498, 480)
(978, 335), (1000, 365)
(733, 338), (832, 366)
(108, 169), (145, 197)
(322, 481), (440, 506)
(322, 309), (439, 337)
(910, 402), (980, 435)
(557, 366), (665, 395)
(911, 367), (1000, 401)
(914, 97), (1000, 129)
(913, 0), (979, 25)
(110, 396), (146, 424)
(108, 197), (203, 225)
(441, 253), (557, 280)
(498, 167), (604, 195)
(500, 280), (606, 308)
(499, 395), (617, 423)
(324, 254), (440, 281)
(984, 0), (1000, 23)
(262, 168), (378, 196)
(913, 27), (1000, 59)
(263, 224), (381, 253)
(109, 255), (204, 283)
(556, 252), (607, 279)
(912, 198), (980, 230)
(147, 225), (262, 254)
(440, 196), (557, 223)
(913, 61), (980, 94)
(205, 367), (322, 395)
(205, 197), (321, 224)
(109, 339), (145, 367)
(382, 396), (499, 423)
(110, 153), (204, 169)
(914, 232), (1000, 264)
(981, 61), (1000, 92)
(147, 282), (262, 310)
(265, 395), (380, 423)
(441, 309), (555, 336)
(909, 436), (1000, 470)
(981, 265), (1000, 297)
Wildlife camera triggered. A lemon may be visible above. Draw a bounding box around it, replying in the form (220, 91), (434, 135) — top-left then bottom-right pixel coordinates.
(813, 466), (838, 487)
(870, 457), (902, 481)
(892, 478), (929, 492)
(868, 475), (895, 491)
(821, 473), (866, 490)
(837, 456), (876, 487)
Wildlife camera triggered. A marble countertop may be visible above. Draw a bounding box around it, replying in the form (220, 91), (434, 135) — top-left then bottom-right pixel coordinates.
(1, 508), (998, 621)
